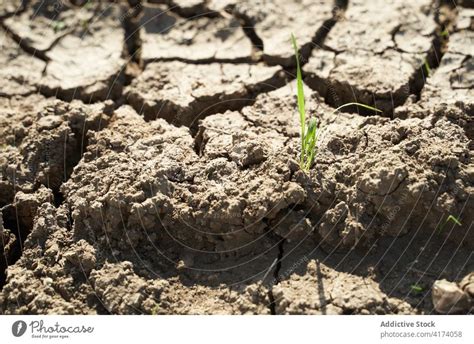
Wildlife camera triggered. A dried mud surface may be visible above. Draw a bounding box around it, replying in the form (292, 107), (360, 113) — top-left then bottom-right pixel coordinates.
(0, 0), (473, 315)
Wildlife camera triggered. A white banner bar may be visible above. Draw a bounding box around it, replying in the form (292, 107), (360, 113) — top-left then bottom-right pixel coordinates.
(0, 315), (472, 344)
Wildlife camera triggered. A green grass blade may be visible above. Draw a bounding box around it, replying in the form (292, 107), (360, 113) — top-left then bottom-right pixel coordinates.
(291, 34), (306, 167)
(333, 102), (382, 114)
(303, 119), (316, 148)
(305, 119), (318, 170)
(291, 34), (306, 126)
(52, 20), (66, 33)
(438, 215), (462, 232)
(447, 215), (462, 226)
(424, 59), (432, 77)
(410, 284), (423, 293)
(304, 118), (317, 148)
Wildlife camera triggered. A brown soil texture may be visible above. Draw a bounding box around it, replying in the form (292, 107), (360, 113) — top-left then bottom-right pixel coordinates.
(0, 0), (473, 315)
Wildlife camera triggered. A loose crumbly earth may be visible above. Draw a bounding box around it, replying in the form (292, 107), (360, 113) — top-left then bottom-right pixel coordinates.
(0, 0), (472, 315)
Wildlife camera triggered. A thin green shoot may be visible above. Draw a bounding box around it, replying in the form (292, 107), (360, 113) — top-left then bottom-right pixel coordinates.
(332, 102), (382, 114)
(291, 34), (382, 172)
(291, 34), (307, 169)
(447, 215), (462, 226)
(410, 284), (424, 294)
(438, 214), (462, 232)
(81, 18), (90, 31)
(423, 59), (432, 77)
(440, 29), (449, 37)
(52, 20), (66, 33)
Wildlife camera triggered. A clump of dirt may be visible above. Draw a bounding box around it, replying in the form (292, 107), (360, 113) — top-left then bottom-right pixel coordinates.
(89, 261), (166, 314)
(1, 201), (275, 314)
(62, 105), (295, 256)
(432, 273), (474, 314)
(0, 203), (96, 314)
(0, 93), (113, 297)
(0, 95), (113, 195)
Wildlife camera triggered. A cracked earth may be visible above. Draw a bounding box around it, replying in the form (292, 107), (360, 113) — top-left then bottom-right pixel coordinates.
(0, 0), (473, 315)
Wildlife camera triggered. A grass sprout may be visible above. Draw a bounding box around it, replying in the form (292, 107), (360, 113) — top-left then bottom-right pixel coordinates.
(446, 215), (462, 226)
(440, 29), (449, 37)
(439, 214), (462, 232)
(410, 284), (424, 294)
(291, 34), (382, 172)
(52, 20), (66, 33)
(423, 59), (432, 77)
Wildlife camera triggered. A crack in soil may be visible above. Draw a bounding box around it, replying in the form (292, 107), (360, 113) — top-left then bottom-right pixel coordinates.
(124, 0), (345, 131)
(185, 73), (286, 134)
(142, 55), (259, 66)
(227, 9), (264, 53)
(0, 21), (50, 62)
(316, 260), (331, 314)
(0, 203), (20, 289)
(1, 1), (130, 103)
(0, 99), (116, 291)
(302, 0), (455, 117)
(357, 173), (409, 197)
(408, 0), (457, 103)
(0, 194), (37, 290)
(408, 38), (446, 102)
(286, 0), (349, 69)
(126, 66), (289, 135)
(123, 0), (143, 66)
(166, 0), (220, 19)
(267, 238), (285, 314)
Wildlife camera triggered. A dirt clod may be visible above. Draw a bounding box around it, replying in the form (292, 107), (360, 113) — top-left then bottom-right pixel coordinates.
(432, 275), (473, 314)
